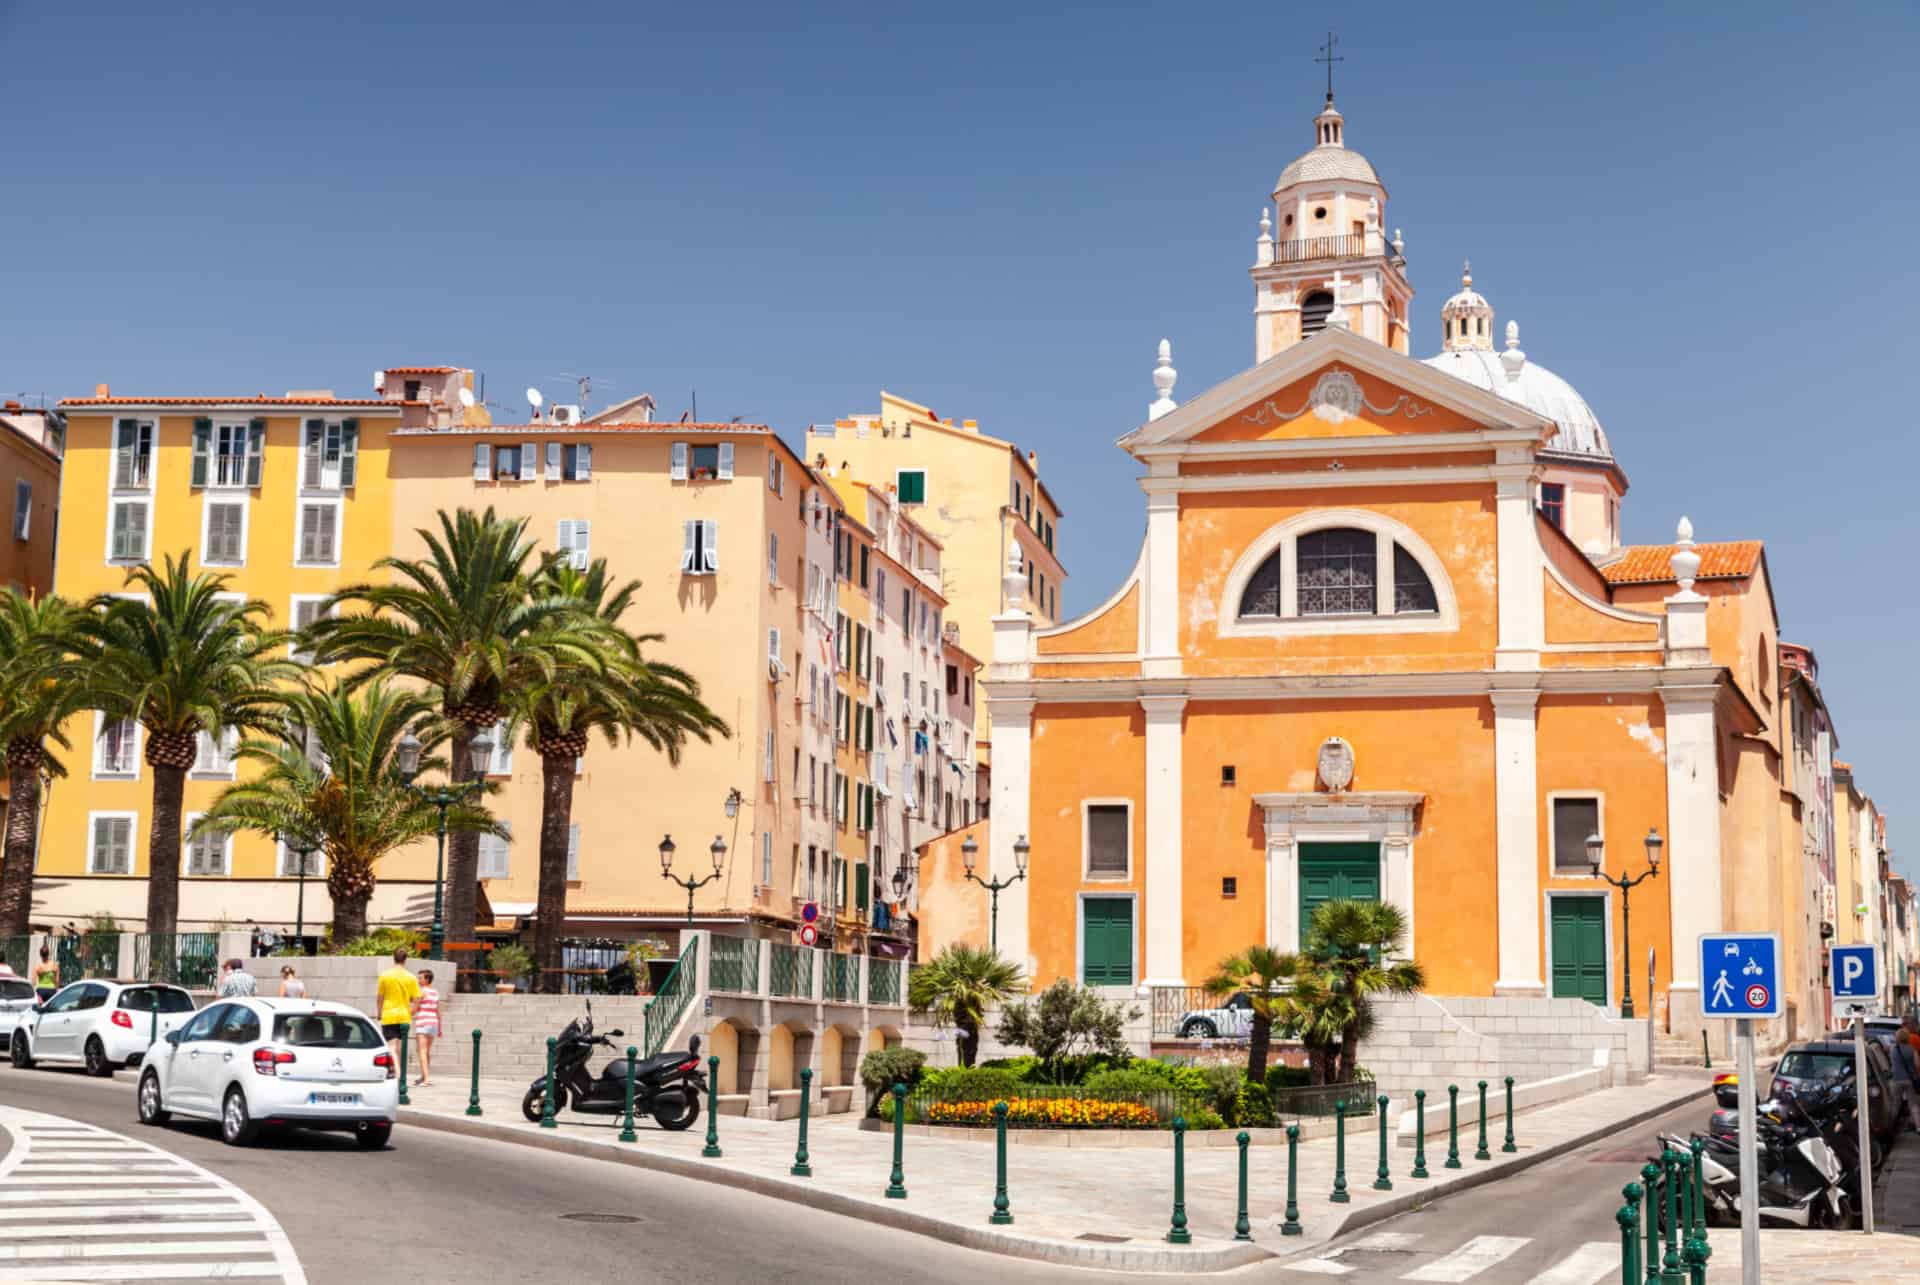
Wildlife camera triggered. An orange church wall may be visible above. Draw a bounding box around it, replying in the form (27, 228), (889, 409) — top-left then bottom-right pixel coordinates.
(1541, 649), (1665, 669)
(1177, 449), (1494, 477)
(1176, 484), (1499, 671)
(1027, 703), (1145, 988)
(1542, 574), (1663, 646)
(1614, 573), (1778, 723)
(1032, 660), (1142, 679)
(1191, 366), (1482, 443)
(1035, 579), (1140, 656)
(1538, 515), (1622, 604)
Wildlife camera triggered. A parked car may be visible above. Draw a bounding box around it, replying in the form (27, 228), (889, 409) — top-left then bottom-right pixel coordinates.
(137, 998), (398, 1148)
(1772, 1040), (1896, 1139)
(10, 980), (197, 1076)
(1177, 992), (1254, 1040)
(0, 973), (36, 1045)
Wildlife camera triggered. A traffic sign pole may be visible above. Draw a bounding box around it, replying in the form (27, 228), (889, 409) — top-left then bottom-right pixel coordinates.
(1736, 1017), (1758, 1285)
(1854, 1013), (1874, 1234)
(1702, 932), (1782, 1285)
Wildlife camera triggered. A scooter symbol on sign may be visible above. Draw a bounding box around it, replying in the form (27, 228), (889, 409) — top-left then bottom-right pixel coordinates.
(1743, 957), (1764, 977)
(1711, 969), (1735, 1009)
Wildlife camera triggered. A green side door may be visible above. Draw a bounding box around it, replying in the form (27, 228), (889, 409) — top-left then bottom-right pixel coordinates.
(1297, 842), (1381, 942)
(1082, 897), (1134, 987)
(1549, 895), (1609, 1007)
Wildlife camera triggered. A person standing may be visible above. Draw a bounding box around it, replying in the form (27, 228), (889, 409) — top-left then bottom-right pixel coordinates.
(411, 970), (442, 1086)
(30, 947), (58, 1001)
(219, 958), (257, 998)
(1900, 1016), (1920, 1132)
(278, 966), (306, 999)
(376, 947), (421, 1067)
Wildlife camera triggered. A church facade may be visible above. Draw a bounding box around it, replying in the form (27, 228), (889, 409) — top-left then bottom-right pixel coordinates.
(980, 92), (1797, 1046)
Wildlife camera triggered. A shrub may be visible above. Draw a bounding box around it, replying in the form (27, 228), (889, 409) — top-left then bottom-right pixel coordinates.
(859, 1046), (928, 1116)
(1266, 1063), (1312, 1093)
(994, 978), (1139, 1082)
(1181, 1107), (1227, 1131)
(484, 942), (535, 984)
(1235, 1082), (1276, 1129)
(1081, 1066), (1175, 1098)
(339, 927), (425, 958)
(929, 1066), (1024, 1102)
(979, 1055), (1041, 1081)
(1200, 1062), (1246, 1121)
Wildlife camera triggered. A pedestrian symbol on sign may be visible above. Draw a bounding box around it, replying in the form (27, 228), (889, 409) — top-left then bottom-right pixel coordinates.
(1711, 970), (1735, 1009)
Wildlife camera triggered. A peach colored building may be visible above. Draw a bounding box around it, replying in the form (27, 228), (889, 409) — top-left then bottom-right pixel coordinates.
(0, 401), (63, 598)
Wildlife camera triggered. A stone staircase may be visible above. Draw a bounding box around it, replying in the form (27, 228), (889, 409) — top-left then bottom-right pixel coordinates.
(1655, 1033), (1709, 1068)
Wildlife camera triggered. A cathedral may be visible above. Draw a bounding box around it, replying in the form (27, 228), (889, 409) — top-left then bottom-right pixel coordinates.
(977, 87), (1809, 1050)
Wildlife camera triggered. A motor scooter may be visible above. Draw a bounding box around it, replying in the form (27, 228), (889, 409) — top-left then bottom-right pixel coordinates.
(1664, 1078), (1860, 1229)
(521, 1000), (705, 1131)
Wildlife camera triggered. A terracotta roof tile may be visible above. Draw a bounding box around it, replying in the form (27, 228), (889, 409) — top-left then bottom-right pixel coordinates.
(61, 397), (417, 408)
(1600, 540), (1763, 585)
(382, 366), (458, 375)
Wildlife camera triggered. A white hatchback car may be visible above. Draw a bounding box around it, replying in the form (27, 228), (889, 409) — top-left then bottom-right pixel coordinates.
(0, 973), (36, 1046)
(137, 998), (398, 1148)
(9, 980), (197, 1075)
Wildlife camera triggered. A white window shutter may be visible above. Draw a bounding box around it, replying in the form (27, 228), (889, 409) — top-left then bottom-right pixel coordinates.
(681, 520), (697, 572)
(567, 824), (581, 881)
(473, 443), (491, 481)
(519, 445), (536, 481)
(702, 519), (718, 573)
(717, 442), (735, 479)
(768, 533), (778, 585)
(577, 442), (592, 478)
(764, 728), (775, 781)
(545, 441), (560, 478)
(670, 442), (688, 481)
(557, 519), (573, 559)
(571, 519), (590, 569)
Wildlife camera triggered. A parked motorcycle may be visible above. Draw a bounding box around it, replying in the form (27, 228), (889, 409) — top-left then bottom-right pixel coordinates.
(1663, 1077), (1861, 1229)
(521, 1001), (705, 1131)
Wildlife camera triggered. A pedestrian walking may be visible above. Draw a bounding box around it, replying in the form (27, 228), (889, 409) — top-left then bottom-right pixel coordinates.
(411, 969), (441, 1086)
(376, 947), (420, 1066)
(30, 947), (58, 1001)
(1899, 1017), (1920, 1132)
(219, 958), (257, 998)
(278, 965), (306, 999)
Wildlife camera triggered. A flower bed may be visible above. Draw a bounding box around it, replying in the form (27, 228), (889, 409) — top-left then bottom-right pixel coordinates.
(925, 1096), (1162, 1129)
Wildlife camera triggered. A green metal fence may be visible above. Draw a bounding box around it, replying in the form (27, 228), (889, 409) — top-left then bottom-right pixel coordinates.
(709, 934), (758, 994)
(0, 936), (28, 976)
(1270, 1076), (1376, 1120)
(770, 943), (811, 998)
(133, 933), (220, 989)
(867, 956), (901, 1005)
(55, 932), (117, 985)
(641, 936), (699, 1058)
(825, 952), (859, 1002)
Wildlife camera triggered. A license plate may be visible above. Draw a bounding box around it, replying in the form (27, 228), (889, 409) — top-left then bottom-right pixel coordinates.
(309, 1092), (360, 1105)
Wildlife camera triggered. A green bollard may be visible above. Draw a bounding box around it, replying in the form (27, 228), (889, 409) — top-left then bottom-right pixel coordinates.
(1474, 1080), (1490, 1160)
(1688, 1137), (1710, 1275)
(1373, 1094), (1392, 1191)
(1281, 1123), (1303, 1235)
(790, 1067), (813, 1177)
(1330, 1099), (1350, 1202)
(1661, 1149), (1683, 1285)
(1166, 1116), (1192, 1244)
(1620, 1184), (1642, 1285)
(466, 1029), (483, 1117)
(1502, 1076), (1517, 1153)
(1640, 1162), (1661, 1285)
(540, 1036), (558, 1129)
(619, 1046), (638, 1143)
(885, 1082), (908, 1198)
(1445, 1085), (1462, 1168)
(1233, 1131), (1252, 1242)
(1701, 1029), (1710, 1069)
(702, 1055), (722, 1158)
(398, 1028), (411, 1106)
(990, 1100), (1013, 1225)
(1411, 1089), (1430, 1179)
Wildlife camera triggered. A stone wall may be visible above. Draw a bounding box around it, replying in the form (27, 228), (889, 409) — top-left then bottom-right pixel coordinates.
(1360, 994), (1649, 1099)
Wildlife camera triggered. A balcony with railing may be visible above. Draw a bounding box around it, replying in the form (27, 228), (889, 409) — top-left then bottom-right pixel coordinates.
(1267, 233), (1370, 266)
(825, 952), (860, 1003)
(769, 942), (812, 998)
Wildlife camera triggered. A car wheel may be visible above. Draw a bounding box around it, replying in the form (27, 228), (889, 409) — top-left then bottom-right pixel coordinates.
(9, 1032), (31, 1070)
(221, 1086), (257, 1146)
(1181, 1019), (1218, 1039)
(84, 1037), (112, 1078)
(137, 1070), (170, 1126)
(355, 1122), (393, 1150)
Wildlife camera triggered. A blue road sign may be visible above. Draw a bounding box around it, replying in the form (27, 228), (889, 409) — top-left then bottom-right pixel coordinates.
(1699, 932), (1783, 1020)
(1831, 943), (1879, 1005)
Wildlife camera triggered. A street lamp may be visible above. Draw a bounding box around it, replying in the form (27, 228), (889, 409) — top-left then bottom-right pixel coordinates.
(961, 833), (1028, 956)
(660, 833), (726, 925)
(723, 788), (744, 820)
(278, 831), (316, 950)
(1589, 826), (1663, 1019)
(396, 726), (493, 959)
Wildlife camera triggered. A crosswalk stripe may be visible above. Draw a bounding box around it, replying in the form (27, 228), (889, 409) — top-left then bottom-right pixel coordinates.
(0, 1203), (244, 1220)
(1283, 1258), (1354, 1276)
(1400, 1235), (1530, 1281)
(0, 1238), (280, 1260)
(0, 1221), (265, 1240)
(1526, 1242), (1618, 1285)
(0, 1263), (286, 1282)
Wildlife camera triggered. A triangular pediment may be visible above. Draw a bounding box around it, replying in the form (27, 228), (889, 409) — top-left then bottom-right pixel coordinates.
(1118, 327), (1552, 455)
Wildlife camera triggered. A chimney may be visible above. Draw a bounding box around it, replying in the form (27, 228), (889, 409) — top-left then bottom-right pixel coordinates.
(94, 383), (110, 398)
(1027, 449), (1038, 472)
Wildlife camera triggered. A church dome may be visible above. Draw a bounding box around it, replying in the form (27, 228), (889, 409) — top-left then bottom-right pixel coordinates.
(1275, 103), (1386, 194)
(1422, 325), (1613, 460)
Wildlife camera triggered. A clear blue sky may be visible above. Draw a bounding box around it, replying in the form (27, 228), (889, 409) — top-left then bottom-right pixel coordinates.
(4, 3), (1915, 876)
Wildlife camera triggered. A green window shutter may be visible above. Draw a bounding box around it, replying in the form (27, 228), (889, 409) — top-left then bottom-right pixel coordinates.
(339, 419), (359, 488)
(190, 418), (212, 487)
(1082, 898), (1133, 986)
(246, 419), (266, 487)
(856, 862), (870, 913)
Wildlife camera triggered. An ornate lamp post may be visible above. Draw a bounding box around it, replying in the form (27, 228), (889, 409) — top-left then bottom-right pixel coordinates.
(1589, 826), (1662, 1020)
(396, 727), (494, 960)
(661, 833), (726, 925)
(962, 833), (1028, 956)
(280, 831), (317, 949)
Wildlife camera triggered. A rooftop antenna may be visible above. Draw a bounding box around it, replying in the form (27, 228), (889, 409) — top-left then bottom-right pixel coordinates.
(557, 372), (606, 410)
(526, 386), (545, 422)
(691, 389), (698, 422)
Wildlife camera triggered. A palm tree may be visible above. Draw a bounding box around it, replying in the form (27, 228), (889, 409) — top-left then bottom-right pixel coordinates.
(79, 557), (296, 937)
(907, 944), (1026, 1067)
(514, 559), (728, 992)
(1283, 899), (1426, 1084)
(308, 508), (583, 953)
(0, 592), (92, 937)
(191, 679), (499, 941)
(1202, 944), (1296, 1083)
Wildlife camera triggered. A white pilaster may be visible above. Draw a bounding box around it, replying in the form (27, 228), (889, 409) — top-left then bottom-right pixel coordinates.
(1491, 688), (1544, 994)
(1140, 695), (1187, 986)
(986, 697), (1034, 977)
(1143, 484), (1181, 677)
(1492, 455), (1543, 671)
(1660, 683), (1724, 990)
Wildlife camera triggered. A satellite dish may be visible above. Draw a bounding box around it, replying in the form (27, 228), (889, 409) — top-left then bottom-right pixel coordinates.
(457, 387), (475, 409)
(373, 370), (386, 392)
(526, 387), (545, 409)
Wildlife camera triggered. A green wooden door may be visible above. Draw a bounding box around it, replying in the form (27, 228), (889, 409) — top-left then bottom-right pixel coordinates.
(1297, 842), (1381, 943)
(1549, 895), (1609, 1007)
(1082, 897), (1134, 987)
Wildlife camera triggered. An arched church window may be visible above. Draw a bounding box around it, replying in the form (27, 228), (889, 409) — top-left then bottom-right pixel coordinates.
(1393, 544), (1438, 614)
(1301, 290), (1335, 335)
(1297, 528), (1375, 615)
(1238, 551), (1282, 618)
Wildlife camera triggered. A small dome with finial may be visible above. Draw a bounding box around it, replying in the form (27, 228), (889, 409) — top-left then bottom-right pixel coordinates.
(1439, 262), (1494, 353)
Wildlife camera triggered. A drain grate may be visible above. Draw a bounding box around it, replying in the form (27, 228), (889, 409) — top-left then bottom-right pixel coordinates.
(560, 1213), (643, 1225)
(1076, 1233), (1130, 1244)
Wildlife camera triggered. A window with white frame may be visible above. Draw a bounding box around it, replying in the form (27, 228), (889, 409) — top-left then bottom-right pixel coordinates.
(296, 502), (340, 565)
(1551, 795), (1602, 875)
(760, 831), (773, 886)
(109, 499), (150, 562)
(1085, 802), (1131, 879)
(767, 532), (779, 586)
(191, 726), (238, 778)
(184, 818), (230, 877)
(680, 520), (718, 574)
(89, 813), (135, 874)
(289, 596), (330, 664)
(478, 824), (512, 879)
(193, 419), (264, 489)
(487, 722), (515, 776)
(766, 452), (784, 495)
(278, 839), (323, 878)
(1237, 526), (1439, 620)
(113, 418), (154, 489)
(560, 442), (592, 480)
(555, 519), (591, 570)
(202, 500), (247, 565)
(11, 479), (29, 541)
(94, 717), (139, 778)
(672, 441), (734, 482)
(301, 419), (359, 490)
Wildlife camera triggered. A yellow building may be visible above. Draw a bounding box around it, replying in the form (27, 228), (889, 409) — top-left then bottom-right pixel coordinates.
(806, 393), (1064, 771)
(827, 515), (876, 936)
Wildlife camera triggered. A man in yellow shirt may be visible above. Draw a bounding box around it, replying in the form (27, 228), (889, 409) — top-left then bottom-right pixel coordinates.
(376, 947), (421, 1065)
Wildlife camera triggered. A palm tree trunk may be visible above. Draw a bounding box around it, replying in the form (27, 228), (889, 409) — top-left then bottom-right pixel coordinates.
(444, 723), (481, 977)
(956, 1018), (978, 1068)
(0, 748), (42, 937)
(326, 849), (373, 943)
(1246, 1013), (1272, 1084)
(1337, 1030), (1359, 1084)
(329, 882), (370, 942)
(1307, 1043), (1338, 1086)
(532, 748), (576, 995)
(146, 762), (186, 937)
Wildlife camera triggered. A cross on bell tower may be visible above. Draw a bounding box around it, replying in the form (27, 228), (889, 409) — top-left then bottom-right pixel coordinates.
(1315, 31), (1343, 107)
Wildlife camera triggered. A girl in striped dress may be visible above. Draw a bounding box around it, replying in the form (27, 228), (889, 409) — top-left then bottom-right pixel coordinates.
(411, 970), (442, 1086)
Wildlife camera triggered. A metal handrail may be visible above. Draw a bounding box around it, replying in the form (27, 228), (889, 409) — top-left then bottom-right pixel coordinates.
(1270, 233), (1370, 265)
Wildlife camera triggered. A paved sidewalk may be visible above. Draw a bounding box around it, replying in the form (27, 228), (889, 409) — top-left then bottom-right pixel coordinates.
(396, 1070), (1712, 1272)
(1698, 1136), (1920, 1283)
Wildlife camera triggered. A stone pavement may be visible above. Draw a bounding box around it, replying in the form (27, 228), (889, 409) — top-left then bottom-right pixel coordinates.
(395, 1068), (1713, 1272)
(1697, 1135), (1920, 1283)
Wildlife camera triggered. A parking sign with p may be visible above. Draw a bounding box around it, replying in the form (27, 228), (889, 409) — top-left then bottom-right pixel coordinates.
(1830, 943), (1879, 1013)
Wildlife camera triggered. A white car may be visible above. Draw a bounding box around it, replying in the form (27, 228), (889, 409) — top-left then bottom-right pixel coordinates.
(0, 973), (35, 1045)
(9, 980), (197, 1076)
(1176, 991), (1255, 1040)
(136, 997), (398, 1148)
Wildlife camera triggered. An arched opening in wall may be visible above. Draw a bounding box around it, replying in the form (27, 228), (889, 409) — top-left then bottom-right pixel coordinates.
(707, 1019), (743, 1096)
(1393, 544), (1438, 614)
(1298, 527), (1376, 614)
(1300, 290), (1335, 335)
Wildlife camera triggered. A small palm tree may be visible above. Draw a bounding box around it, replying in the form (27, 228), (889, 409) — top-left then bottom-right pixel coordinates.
(79, 557), (297, 937)
(192, 679), (500, 941)
(907, 945), (1026, 1068)
(309, 508), (583, 950)
(1203, 944), (1297, 1083)
(514, 559), (728, 992)
(1289, 899), (1426, 1084)
(0, 591), (92, 937)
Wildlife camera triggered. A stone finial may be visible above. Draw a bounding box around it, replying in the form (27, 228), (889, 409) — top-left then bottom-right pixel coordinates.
(1256, 209), (1274, 266)
(1393, 227), (1405, 254)
(1462, 259), (1473, 288)
(1366, 196), (1380, 228)
(1148, 339), (1178, 421)
(1002, 542), (1027, 613)
(1672, 516), (1701, 592)
(1499, 319), (1526, 379)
